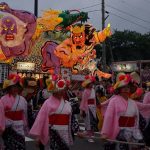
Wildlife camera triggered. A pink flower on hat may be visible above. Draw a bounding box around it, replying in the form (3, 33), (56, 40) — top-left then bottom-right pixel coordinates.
(66, 80), (70, 87)
(52, 74), (58, 81)
(85, 75), (89, 79)
(82, 75), (96, 88)
(90, 76), (96, 82)
(136, 88), (143, 97)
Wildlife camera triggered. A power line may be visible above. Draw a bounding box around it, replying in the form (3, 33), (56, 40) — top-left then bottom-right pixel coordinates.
(106, 4), (150, 24)
(142, 0), (150, 4)
(115, 0), (150, 15)
(79, 2), (150, 25)
(109, 11), (150, 31)
(88, 9), (101, 13)
(79, 3), (101, 10)
(87, 9), (150, 31)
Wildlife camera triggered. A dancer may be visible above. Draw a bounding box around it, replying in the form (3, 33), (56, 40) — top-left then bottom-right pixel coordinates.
(1, 74), (28, 150)
(101, 73), (144, 150)
(79, 75), (98, 142)
(0, 101), (5, 149)
(30, 78), (73, 150)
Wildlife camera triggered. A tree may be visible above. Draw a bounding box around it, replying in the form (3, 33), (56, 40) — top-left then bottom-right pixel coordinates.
(107, 30), (150, 62)
(94, 44), (102, 59)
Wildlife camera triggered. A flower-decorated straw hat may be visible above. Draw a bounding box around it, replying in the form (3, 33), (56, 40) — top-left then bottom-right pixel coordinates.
(82, 75), (96, 88)
(130, 72), (140, 85)
(3, 74), (22, 89)
(46, 74), (69, 93)
(113, 73), (131, 90)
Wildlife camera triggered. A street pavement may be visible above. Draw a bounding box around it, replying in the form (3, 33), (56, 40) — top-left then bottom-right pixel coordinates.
(70, 136), (105, 150)
(70, 123), (105, 150)
(26, 122), (105, 150)
(26, 136), (105, 150)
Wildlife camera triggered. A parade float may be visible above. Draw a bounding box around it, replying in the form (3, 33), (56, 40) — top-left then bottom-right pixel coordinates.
(0, 2), (36, 81)
(0, 2), (36, 61)
(31, 8), (89, 75)
(0, 2), (112, 84)
(32, 8), (112, 80)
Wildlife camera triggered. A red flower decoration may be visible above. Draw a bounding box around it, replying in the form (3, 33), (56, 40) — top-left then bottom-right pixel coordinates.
(8, 74), (15, 79)
(119, 75), (125, 81)
(90, 76), (96, 82)
(85, 75), (89, 79)
(125, 74), (132, 83)
(52, 74), (58, 81)
(136, 88), (143, 96)
(108, 86), (114, 94)
(8, 74), (20, 83)
(57, 80), (65, 88)
(66, 80), (70, 87)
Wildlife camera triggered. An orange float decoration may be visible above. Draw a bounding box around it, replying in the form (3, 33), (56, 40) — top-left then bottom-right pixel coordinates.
(54, 23), (112, 78)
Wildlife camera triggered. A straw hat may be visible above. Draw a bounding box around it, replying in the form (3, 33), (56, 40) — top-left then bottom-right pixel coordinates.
(3, 74), (22, 89)
(130, 72), (140, 84)
(116, 72), (126, 82)
(46, 75), (69, 93)
(82, 75), (96, 88)
(113, 74), (131, 90)
(46, 78), (55, 91)
(130, 87), (143, 100)
(146, 82), (150, 87)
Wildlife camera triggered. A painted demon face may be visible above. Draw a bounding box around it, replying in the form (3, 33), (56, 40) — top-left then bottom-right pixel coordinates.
(1, 16), (17, 41)
(72, 32), (85, 49)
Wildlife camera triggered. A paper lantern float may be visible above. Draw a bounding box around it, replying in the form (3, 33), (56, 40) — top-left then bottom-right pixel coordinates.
(0, 2), (36, 62)
(32, 9), (89, 74)
(54, 23), (112, 78)
(32, 9), (88, 40)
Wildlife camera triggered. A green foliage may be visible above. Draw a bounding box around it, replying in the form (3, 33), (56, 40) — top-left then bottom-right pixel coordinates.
(108, 30), (150, 62)
(95, 44), (102, 58)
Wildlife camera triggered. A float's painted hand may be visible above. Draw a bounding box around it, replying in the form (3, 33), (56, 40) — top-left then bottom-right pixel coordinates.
(103, 23), (111, 37)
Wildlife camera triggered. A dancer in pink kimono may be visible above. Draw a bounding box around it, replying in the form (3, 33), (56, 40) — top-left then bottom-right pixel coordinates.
(138, 88), (150, 147)
(1, 74), (27, 150)
(30, 78), (73, 150)
(101, 74), (144, 150)
(79, 75), (98, 142)
(0, 101), (5, 149)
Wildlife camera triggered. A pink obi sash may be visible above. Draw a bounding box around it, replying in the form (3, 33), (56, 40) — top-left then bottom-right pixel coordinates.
(49, 114), (69, 125)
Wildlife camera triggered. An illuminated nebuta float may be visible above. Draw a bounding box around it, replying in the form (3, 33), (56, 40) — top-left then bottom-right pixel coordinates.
(32, 9), (89, 74)
(0, 2), (36, 62)
(54, 23), (112, 78)
(32, 8), (111, 78)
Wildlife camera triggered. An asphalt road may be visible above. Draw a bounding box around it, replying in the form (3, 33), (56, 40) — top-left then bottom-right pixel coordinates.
(26, 119), (105, 150)
(26, 135), (105, 150)
(70, 137), (105, 150)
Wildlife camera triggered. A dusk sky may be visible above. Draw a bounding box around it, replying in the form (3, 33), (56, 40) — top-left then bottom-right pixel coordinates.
(1, 0), (150, 34)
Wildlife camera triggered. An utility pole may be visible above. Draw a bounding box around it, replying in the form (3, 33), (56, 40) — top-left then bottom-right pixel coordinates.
(101, 0), (106, 72)
(34, 0), (38, 17)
